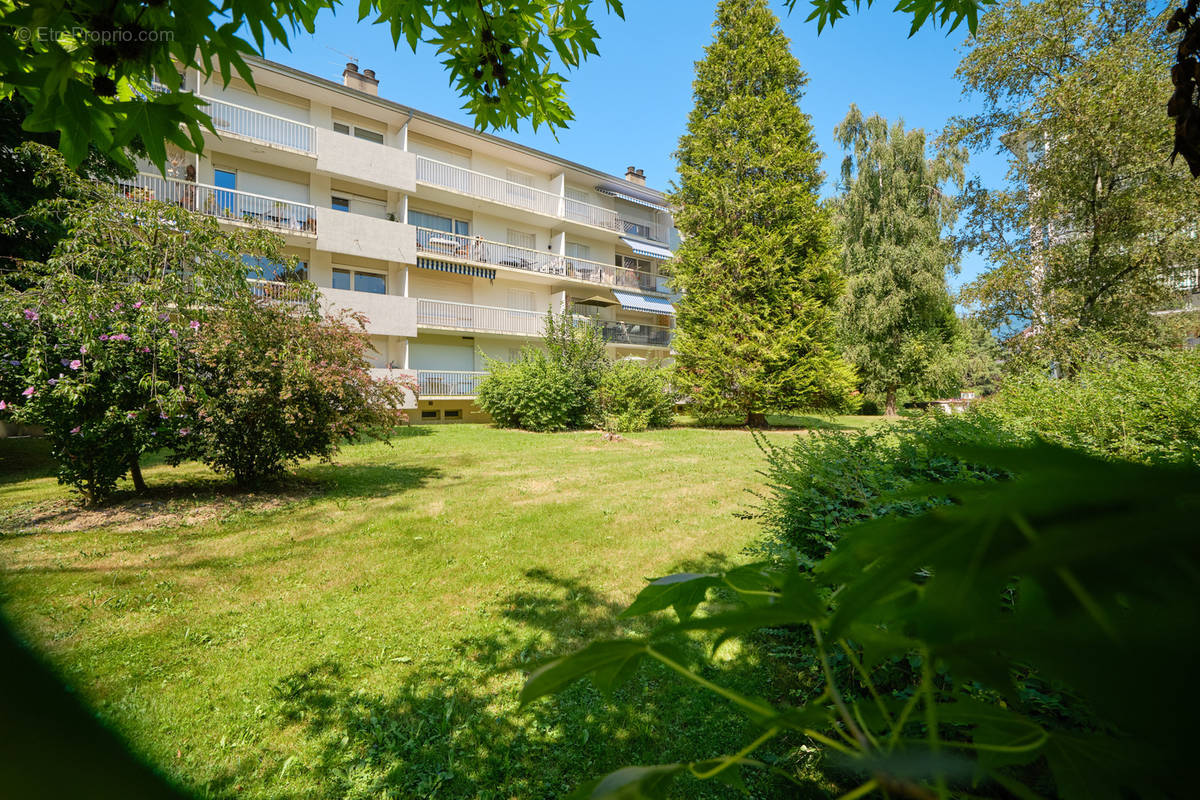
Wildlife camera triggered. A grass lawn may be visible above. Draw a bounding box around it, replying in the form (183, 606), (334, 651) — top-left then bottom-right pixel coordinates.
(0, 422), (863, 799)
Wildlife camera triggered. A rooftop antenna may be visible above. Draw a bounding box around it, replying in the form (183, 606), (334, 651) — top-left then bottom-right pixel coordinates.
(325, 46), (359, 71)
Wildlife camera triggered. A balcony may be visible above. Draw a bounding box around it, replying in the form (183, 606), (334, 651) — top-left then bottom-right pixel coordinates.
(117, 173), (317, 235)
(597, 320), (673, 348)
(417, 299), (547, 337)
(417, 370), (488, 397)
(199, 95), (315, 154)
(414, 227), (664, 293)
(315, 128), (416, 193)
(315, 207), (416, 263)
(319, 288), (418, 338)
(416, 157), (631, 234)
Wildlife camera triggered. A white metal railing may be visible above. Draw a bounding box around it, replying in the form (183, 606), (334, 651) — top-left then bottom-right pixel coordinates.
(416, 156), (631, 234)
(199, 95), (315, 154)
(116, 173), (317, 234)
(417, 370), (488, 396)
(248, 279), (310, 302)
(414, 227), (662, 292)
(417, 299), (547, 337)
(563, 196), (622, 231)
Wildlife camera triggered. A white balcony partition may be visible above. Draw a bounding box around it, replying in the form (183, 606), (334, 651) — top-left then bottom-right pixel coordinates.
(417, 299), (547, 337)
(117, 174), (317, 234)
(417, 370), (488, 397)
(319, 288), (418, 338)
(316, 207), (417, 263)
(200, 95), (315, 154)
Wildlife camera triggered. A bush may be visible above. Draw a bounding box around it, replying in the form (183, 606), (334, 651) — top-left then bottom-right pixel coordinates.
(993, 349), (1200, 465)
(477, 311), (608, 432)
(174, 307), (411, 486)
(475, 350), (581, 432)
(597, 360), (675, 432)
(757, 411), (1020, 565)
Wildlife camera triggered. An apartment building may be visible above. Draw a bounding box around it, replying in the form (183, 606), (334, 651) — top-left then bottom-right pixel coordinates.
(126, 57), (678, 422)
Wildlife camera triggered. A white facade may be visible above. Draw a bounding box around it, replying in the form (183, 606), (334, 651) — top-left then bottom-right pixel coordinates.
(135, 57), (678, 421)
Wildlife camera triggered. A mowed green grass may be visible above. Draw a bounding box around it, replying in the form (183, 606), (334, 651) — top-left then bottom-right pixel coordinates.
(0, 423), (850, 799)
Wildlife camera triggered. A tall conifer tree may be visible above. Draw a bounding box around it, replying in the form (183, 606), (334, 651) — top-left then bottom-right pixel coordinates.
(670, 0), (854, 427)
(833, 105), (965, 416)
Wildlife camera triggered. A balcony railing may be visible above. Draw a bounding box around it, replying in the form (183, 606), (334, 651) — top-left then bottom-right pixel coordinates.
(248, 279), (310, 302)
(597, 319), (673, 348)
(417, 157), (633, 234)
(417, 299), (546, 337)
(417, 370), (488, 396)
(414, 227), (661, 292)
(199, 95), (316, 154)
(116, 173), (317, 234)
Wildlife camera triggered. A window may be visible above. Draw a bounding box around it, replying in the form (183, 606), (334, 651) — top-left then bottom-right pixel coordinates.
(506, 229), (536, 250)
(214, 168), (238, 216)
(333, 121), (385, 144)
(243, 255), (307, 282)
(408, 209), (469, 235)
(332, 196), (350, 212)
(421, 410), (440, 420)
(354, 128), (385, 144)
(508, 348), (522, 362)
(213, 168), (237, 189)
(443, 409), (462, 419)
(354, 271), (386, 294)
(566, 242), (591, 260)
(332, 267), (386, 294)
(622, 220), (652, 238)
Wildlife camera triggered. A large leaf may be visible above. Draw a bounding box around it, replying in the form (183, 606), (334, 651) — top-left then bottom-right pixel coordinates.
(520, 640), (648, 706)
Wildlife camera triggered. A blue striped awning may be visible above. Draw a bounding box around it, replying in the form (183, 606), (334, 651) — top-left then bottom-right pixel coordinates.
(595, 186), (672, 212)
(416, 257), (496, 280)
(620, 236), (673, 260)
(612, 290), (675, 316)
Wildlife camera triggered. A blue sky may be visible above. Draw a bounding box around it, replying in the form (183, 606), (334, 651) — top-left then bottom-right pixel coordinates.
(263, 1), (1008, 287)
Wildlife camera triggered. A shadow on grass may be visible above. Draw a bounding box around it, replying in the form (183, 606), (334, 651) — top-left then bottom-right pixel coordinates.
(252, 556), (819, 800)
(0, 437), (56, 485)
(674, 414), (871, 432)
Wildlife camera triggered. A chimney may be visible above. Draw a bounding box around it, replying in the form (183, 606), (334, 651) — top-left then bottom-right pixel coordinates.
(625, 165), (646, 185)
(342, 62), (379, 96)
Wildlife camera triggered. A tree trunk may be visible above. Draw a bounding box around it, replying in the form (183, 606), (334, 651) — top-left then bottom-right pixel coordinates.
(129, 455), (147, 493)
(745, 411), (770, 429)
(885, 387), (899, 417)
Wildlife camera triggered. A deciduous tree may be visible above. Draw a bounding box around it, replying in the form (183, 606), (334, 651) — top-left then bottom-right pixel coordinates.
(833, 105), (964, 416)
(670, 0), (854, 427)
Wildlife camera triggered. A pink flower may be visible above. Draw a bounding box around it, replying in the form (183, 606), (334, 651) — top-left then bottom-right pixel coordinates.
(23, 308), (38, 321)
(80, 345), (88, 355)
(127, 411), (137, 419)
(169, 329), (178, 337)
(21, 387), (34, 397)
(69, 359), (82, 370)
(189, 320), (200, 330)
(110, 333), (131, 342)
(0, 400), (7, 410)
(140, 346), (151, 353)
(133, 301), (144, 309)
(179, 428), (191, 436)
(99, 334), (109, 341)
(70, 426), (81, 435)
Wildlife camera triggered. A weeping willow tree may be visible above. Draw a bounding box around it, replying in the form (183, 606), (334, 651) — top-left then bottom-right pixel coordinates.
(833, 105), (965, 415)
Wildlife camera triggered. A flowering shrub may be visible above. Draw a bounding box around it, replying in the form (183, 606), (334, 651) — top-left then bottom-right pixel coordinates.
(0, 192), (409, 502)
(172, 305), (415, 486)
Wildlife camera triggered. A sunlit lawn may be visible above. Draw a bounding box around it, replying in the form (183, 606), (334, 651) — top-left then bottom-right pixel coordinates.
(0, 421), (882, 799)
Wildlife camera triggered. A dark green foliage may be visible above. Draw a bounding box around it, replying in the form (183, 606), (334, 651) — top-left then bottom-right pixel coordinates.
(523, 445), (1200, 798)
(0, 0), (624, 171)
(993, 348), (1200, 466)
(597, 360), (674, 433)
(833, 106), (966, 415)
(756, 412), (1017, 566)
(670, 0), (855, 425)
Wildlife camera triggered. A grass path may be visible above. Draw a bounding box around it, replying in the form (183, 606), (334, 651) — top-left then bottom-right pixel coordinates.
(0, 424), (833, 799)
